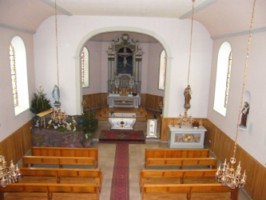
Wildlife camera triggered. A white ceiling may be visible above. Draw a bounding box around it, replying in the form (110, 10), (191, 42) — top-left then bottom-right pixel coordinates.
(0, 0), (265, 39)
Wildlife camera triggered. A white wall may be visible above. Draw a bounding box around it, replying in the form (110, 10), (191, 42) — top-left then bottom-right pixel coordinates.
(208, 31), (266, 166)
(0, 27), (35, 140)
(34, 15), (212, 117)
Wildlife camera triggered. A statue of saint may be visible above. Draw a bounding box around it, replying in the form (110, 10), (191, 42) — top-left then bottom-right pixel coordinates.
(240, 102), (249, 127)
(52, 84), (61, 108)
(184, 85), (192, 110)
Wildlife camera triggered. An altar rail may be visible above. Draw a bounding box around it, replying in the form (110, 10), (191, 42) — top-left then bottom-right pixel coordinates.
(0, 183), (99, 200)
(141, 183), (238, 200)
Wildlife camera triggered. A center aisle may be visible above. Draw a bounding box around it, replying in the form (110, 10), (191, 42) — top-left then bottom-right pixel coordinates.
(110, 143), (129, 200)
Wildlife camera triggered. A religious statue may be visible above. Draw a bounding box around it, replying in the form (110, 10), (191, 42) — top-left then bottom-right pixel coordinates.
(52, 84), (61, 108)
(240, 102), (249, 127)
(184, 85), (192, 111)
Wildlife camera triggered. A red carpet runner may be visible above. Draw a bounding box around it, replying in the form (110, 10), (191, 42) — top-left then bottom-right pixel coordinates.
(110, 143), (129, 200)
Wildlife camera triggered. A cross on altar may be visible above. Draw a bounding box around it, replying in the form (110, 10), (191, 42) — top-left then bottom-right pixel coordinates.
(118, 47), (132, 68)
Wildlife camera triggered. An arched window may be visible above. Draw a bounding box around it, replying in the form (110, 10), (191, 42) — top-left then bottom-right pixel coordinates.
(9, 36), (29, 115)
(159, 50), (167, 90)
(80, 47), (89, 87)
(213, 42), (232, 116)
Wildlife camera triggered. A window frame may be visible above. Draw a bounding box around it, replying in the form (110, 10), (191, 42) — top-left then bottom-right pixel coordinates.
(80, 46), (89, 88)
(213, 41), (232, 116)
(158, 50), (167, 90)
(9, 36), (30, 116)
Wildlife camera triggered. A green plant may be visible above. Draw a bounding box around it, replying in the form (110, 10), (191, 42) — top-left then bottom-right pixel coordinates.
(82, 111), (98, 140)
(30, 87), (52, 114)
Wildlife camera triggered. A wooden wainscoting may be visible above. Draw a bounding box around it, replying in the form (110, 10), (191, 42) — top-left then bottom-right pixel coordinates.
(82, 93), (108, 111)
(0, 120), (32, 164)
(160, 117), (266, 199)
(140, 93), (163, 113)
(204, 119), (266, 200)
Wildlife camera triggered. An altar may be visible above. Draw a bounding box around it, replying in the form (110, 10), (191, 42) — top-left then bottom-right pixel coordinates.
(108, 112), (136, 130)
(107, 94), (140, 108)
(168, 125), (206, 148)
(107, 34), (143, 108)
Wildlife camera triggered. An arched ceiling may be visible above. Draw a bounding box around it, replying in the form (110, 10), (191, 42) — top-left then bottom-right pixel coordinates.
(0, 0), (265, 38)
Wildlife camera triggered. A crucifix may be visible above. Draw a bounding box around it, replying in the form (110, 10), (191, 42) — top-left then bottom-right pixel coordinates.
(118, 47), (132, 68)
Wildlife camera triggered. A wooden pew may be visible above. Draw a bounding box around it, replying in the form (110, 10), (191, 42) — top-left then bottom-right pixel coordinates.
(141, 183), (239, 200)
(31, 147), (98, 157)
(139, 169), (217, 189)
(31, 147), (98, 167)
(145, 148), (214, 168)
(19, 168), (103, 188)
(145, 157), (218, 169)
(22, 156), (97, 168)
(0, 183), (99, 200)
(145, 148), (210, 159)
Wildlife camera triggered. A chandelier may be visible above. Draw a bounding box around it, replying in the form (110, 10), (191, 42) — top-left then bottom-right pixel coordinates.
(178, 0), (195, 127)
(0, 155), (20, 187)
(216, 0), (257, 189)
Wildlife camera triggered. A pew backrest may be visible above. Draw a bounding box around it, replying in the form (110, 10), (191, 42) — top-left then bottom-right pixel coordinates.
(145, 148), (210, 159)
(140, 169), (217, 186)
(141, 183), (238, 200)
(32, 147), (98, 158)
(20, 168), (103, 186)
(22, 156), (97, 168)
(145, 157), (217, 169)
(0, 183), (99, 200)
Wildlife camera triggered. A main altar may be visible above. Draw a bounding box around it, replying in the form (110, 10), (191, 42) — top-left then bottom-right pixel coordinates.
(107, 33), (143, 108)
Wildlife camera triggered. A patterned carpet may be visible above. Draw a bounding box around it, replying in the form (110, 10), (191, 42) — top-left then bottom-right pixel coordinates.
(110, 143), (129, 200)
(99, 130), (145, 143)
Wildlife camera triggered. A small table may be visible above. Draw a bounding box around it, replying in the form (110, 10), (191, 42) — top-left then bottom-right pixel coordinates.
(168, 125), (206, 148)
(36, 109), (53, 128)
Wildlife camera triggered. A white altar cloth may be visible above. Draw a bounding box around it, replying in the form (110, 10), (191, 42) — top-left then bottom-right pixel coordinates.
(108, 112), (136, 130)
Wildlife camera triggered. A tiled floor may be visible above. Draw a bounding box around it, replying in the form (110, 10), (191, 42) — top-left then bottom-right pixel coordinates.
(94, 119), (252, 200)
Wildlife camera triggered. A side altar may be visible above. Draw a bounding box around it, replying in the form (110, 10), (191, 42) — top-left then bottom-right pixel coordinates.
(168, 125), (206, 149)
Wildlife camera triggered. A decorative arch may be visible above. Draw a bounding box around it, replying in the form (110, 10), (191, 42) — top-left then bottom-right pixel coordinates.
(74, 27), (171, 114)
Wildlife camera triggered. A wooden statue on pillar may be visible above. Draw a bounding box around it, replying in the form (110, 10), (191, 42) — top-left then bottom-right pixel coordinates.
(178, 85), (193, 127)
(184, 85), (192, 111)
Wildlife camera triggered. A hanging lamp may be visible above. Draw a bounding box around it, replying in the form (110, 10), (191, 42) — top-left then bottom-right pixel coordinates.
(178, 0), (195, 127)
(52, 0), (61, 109)
(216, 0), (257, 189)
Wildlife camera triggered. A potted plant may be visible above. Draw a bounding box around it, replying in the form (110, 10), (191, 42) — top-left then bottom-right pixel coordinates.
(81, 111), (98, 147)
(30, 87), (52, 114)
